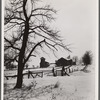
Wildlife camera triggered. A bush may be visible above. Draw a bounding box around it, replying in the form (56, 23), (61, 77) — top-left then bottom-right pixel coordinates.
(22, 81), (37, 91)
(82, 51), (92, 66)
(82, 51), (93, 71)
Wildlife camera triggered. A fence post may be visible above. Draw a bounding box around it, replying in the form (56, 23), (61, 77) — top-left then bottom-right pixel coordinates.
(69, 68), (71, 73)
(28, 71), (30, 79)
(52, 67), (57, 76)
(41, 71), (43, 77)
(61, 66), (65, 76)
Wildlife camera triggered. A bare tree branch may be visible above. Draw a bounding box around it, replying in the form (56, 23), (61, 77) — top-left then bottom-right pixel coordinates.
(32, 5), (57, 14)
(4, 37), (20, 51)
(24, 39), (45, 64)
(29, 30), (71, 52)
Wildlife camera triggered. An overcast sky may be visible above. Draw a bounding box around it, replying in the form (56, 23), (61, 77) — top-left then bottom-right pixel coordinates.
(28, 0), (98, 66)
(44, 0), (98, 55)
(4, 0), (98, 66)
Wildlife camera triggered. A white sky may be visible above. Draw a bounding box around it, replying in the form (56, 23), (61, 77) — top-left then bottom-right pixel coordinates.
(44, 0), (98, 55)
(28, 0), (98, 66)
(4, 0), (98, 67)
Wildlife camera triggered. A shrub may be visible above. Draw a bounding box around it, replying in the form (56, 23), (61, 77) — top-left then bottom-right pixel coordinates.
(82, 51), (93, 71)
(82, 51), (92, 66)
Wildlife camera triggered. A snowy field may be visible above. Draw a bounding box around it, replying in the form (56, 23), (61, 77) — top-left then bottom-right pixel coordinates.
(3, 65), (95, 100)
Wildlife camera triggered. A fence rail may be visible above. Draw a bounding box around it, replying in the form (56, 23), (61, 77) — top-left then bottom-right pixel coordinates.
(4, 66), (79, 80)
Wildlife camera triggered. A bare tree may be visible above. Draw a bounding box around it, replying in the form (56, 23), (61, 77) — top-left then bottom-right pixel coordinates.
(72, 56), (78, 65)
(4, 0), (71, 88)
(82, 51), (93, 71)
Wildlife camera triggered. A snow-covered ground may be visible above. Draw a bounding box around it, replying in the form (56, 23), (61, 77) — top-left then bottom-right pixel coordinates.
(3, 65), (95, 100)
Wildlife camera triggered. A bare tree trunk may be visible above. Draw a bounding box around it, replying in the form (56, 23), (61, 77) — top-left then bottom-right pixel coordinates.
(14, 63), (24, 88)
(14, 20), (29, 88)
(14, 0), (30, 88)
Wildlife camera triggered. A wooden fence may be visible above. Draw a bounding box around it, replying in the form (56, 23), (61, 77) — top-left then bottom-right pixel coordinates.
(4, 65), (79, 80)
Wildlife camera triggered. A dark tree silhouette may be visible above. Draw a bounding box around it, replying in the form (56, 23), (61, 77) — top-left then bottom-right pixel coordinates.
(4, 0), (71, 88)
(55, 57), (72, 67)
(40, 57), (49, 68)
(82, 51), (93, 71)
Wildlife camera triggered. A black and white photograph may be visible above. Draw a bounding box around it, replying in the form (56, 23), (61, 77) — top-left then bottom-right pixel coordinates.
(3, 0), (98, 100)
